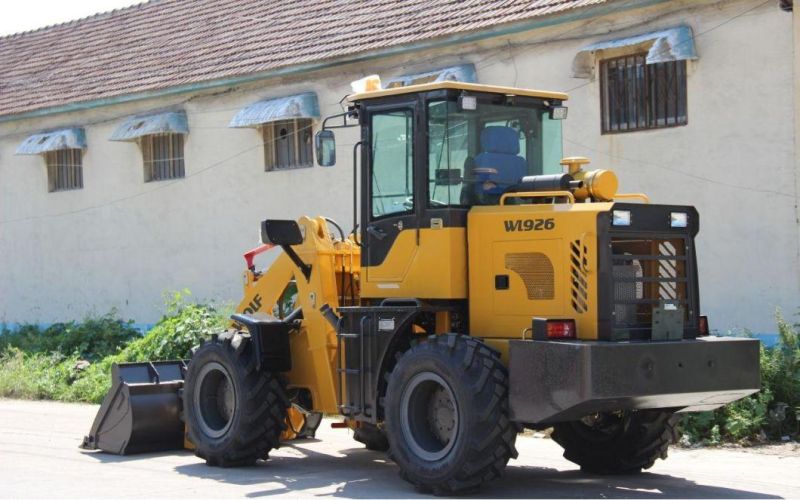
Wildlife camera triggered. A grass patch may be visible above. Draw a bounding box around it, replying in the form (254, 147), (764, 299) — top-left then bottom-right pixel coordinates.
(0, 291), (227, 403)
(0, 349), (79, 400)
(0, 312), (139, 362)
(679, 310), (800, 445)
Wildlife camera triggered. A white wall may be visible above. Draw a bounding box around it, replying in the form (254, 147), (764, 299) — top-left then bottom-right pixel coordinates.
(0, 0), (795, 333)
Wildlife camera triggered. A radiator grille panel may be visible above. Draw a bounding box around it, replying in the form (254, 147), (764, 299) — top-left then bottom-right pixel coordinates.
(505, 252), (554, 300)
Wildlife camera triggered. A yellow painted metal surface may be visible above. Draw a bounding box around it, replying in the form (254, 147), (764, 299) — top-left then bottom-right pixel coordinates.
(280, 407), (307, 441)
(615, 192), (650, 203)
(500, 190), (575, 205)
(234, 216), (361, 415)
(350, 81), (568, 102)
(362, 228), (467, 299)
(468, 202), (613, 341)
(573, 169), (619, 202)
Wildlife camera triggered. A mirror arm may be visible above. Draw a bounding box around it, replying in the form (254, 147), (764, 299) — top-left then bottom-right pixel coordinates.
(321, 109), (359, 130)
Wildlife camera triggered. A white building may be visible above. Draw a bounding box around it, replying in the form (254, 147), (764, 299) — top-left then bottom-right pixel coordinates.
(0, 0), (796, 333)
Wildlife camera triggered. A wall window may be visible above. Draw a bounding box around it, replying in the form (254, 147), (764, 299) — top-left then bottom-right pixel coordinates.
(262, 118), (313, 171)
(141, 133), (185, 181)
(600, 54), (687, 133)
(45, 148), (83, 192)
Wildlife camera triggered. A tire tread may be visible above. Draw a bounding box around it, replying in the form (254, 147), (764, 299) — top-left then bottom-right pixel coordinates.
(552, 410), (679, 474)
(184, 332), (288, 468)
(384, 334), (518, 495)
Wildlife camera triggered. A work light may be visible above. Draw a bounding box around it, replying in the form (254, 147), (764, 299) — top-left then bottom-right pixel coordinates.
(612, 210), (631, 226)
(670, 212), (688, 228)
(458, 94), (477, 111)
(549, 105), (568, 120)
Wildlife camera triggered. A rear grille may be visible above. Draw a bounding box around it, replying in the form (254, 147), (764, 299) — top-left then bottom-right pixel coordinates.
(610, 237), (691, 340)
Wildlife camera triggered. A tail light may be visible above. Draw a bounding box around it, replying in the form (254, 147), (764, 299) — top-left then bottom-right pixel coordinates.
(533, 318), (577, 340)
(698, 315), (709, 336)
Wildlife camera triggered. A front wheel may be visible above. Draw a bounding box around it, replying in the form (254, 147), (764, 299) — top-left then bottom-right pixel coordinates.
(183, 331), (289, 467)
(551, 410), (679, 474)
(384, 334), (518, 495)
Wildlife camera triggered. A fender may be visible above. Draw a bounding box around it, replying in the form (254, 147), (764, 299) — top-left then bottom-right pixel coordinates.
(231, 312), (297, 372)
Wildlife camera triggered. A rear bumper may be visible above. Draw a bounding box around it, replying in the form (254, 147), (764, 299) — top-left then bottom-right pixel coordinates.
(508, 337), (760, 424)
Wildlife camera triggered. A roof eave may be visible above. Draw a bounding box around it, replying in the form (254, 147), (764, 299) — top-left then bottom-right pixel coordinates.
(0, 0), (669, 124)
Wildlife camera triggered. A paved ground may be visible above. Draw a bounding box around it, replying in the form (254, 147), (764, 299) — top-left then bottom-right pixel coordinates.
(1, 399), (798, 498)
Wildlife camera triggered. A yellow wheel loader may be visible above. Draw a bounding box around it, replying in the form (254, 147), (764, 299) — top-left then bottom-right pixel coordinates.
(83, 80), (760, 494)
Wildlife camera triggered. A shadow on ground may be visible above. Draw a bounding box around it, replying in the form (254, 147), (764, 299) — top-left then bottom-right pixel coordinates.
(88, 443), (779, 499)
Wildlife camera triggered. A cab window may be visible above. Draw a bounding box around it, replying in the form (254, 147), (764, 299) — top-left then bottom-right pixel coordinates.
(371, 109), (414, 218)
(427, 99), (563, 207)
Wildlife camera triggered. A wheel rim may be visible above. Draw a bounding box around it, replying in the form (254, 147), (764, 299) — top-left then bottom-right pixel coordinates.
(193, 361), (236, 439)
(400, 372), (459, 461)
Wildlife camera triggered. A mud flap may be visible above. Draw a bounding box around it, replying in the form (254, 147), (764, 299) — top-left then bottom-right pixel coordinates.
(81, 361), (187, 455)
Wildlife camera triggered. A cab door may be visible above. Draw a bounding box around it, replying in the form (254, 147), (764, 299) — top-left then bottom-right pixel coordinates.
(362, 103), (419, 292)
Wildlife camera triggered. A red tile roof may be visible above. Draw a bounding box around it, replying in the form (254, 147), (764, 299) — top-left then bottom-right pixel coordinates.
(0, 0), (608, 119)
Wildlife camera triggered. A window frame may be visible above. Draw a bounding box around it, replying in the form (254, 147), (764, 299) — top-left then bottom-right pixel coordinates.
(424, 96), (562, 208)
(600, 53), (688, 134)
(368, 107), (416, 221)
(262, 118), (314, 171)
(140, 133), (185, 182)
(44, 148), (83, 192)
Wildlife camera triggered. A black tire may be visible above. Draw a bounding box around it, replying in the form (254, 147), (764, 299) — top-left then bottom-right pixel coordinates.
(551, 410), (679, 474)
(384, 334), (518, 495)
(353, 422), (390, 452)
(183, 331), (289, 467)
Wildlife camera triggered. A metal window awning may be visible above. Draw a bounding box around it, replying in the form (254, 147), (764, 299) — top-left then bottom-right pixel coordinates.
(109, 111), (189, 141)
(384, 63), (477, 88)
(16, 128), (86, 155)
(572, 26), (698, 78)
(229, 92), (320, 128)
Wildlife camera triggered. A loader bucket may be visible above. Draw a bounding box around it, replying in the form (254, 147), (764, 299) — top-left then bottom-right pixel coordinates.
(81, 360), (188, 455)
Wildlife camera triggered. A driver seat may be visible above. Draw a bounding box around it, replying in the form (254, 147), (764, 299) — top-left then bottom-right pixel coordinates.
(473, 126), (526, 198)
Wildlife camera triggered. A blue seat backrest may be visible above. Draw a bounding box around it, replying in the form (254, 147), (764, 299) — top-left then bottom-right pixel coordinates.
(473, 126), (526, 195)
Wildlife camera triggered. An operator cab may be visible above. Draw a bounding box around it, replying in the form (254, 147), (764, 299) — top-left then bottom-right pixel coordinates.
(316, 80), (570, 295)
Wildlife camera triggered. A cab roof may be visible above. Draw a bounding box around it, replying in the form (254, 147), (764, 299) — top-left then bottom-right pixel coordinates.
(348, 81), (569, 102)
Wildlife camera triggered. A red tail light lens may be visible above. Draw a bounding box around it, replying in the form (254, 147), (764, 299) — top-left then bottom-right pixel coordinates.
(546, 320), (577, 339)
(532, 318), (578, 340)
(698, 316), (709, 336)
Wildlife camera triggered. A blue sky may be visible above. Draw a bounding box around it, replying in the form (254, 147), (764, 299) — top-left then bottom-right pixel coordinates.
(1, 0), (142, 36)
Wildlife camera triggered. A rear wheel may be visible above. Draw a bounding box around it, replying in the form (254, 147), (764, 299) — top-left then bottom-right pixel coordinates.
(551, 410), (679, 474)
(184, 331), (289, 467)
(384, 334), (518, 495)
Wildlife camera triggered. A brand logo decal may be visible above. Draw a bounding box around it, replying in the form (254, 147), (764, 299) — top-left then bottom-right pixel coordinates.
(503, 219), (555, 232)
(242, 294), (263, 314)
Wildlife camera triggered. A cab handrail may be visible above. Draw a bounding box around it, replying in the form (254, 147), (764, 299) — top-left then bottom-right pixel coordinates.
(499, 190), (575, 205)
(614, 193), (650, 203)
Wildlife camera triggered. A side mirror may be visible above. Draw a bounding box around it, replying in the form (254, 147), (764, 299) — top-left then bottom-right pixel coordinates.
(261, 219), (303, 246)
(315, 130), (336, 167)
(434, 168), (463, 186)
